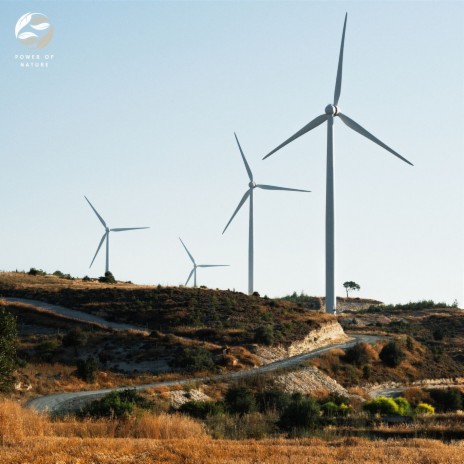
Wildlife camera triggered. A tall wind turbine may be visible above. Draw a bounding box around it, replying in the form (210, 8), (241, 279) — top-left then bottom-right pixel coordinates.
(85, 196), (149, 274)
(263, 13), (413, 314)
(179, 237), (229, 287)
(223, 133), (310, 295)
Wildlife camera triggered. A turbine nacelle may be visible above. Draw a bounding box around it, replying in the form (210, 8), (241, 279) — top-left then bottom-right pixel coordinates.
(249, 181), (257, 189)
(325, 104), (340, 115)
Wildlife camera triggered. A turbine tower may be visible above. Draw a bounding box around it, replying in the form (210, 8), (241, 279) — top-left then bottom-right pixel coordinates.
(179, 237), (228, 287)
(85, 196), (149, 274)
(263, 13), (413, 314)
(223, 133), (310, 295)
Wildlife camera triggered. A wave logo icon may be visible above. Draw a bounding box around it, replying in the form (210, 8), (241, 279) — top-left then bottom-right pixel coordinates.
(15, 12), (54, 49)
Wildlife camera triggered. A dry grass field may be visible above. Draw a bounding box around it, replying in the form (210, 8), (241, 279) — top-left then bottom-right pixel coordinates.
(1, 400), (463, 463)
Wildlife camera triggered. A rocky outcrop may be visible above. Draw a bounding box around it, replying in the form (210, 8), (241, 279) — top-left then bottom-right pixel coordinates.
(254, 319), (349, 364)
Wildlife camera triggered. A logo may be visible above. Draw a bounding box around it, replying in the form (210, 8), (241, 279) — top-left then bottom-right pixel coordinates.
(15, 12), (54, 49)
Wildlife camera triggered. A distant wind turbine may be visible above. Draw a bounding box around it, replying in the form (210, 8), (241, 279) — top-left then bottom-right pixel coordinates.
(179, 237), (229, 287)
(223, 133), (310, 295)
(263, 13), (413, 314)
(85, 196), (149, 274)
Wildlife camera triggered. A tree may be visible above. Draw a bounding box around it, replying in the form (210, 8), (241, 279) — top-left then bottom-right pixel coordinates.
(0, 309), (18, 392)
(379, 341), (405, 367)
(224, 386), (256, 416)
(278, 393), (321, 432)
(343, 281), (360, 298)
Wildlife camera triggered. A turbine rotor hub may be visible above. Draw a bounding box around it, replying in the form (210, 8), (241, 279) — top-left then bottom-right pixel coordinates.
(325, 104), (340, 115)
(249, 181), (256, 189)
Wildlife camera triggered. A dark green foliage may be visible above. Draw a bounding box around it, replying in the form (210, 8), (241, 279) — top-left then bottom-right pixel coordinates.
(367, 300), (452, 312)
(0, 308), (18, 392)
(172, 346), (215, 372)
(82, 275), (91, 282)
(343, 281), (360, 297)
(429, 388), (463, 412)
(277, 393), (321, 432)
(28, 268), (46, 276)
(406, 336), (414, 351)
(320, 401), (350, 417)
(224, 386), (256, 415)
(99, 272), (116, 284)
(362, 364), (371, 380)
(62, 328), (88, 348)
(36, 338), (61, 362)
(178, 400), (224, 419)
(256, 389), (292, 413)
(343, 343), (370, 366)
(76, 356), (99, 382)
(280, 292), (320, 309)
(379, 341), (405, 367)
(254, 325), (274, 346)
(83, 389), (152, 418)
(433, 328), (446, 341)
(53, 270), (73, 280)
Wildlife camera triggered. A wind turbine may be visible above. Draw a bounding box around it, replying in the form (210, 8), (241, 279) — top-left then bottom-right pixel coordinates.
(85, 196), (149, 274)
(223, 133), (310, 295)
(179, 237), (229, 287)
(263, 13), (413, 314)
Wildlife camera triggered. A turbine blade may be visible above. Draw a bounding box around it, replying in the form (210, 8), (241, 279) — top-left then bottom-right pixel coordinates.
(234, 133), (253, 181)
(84, 196), (107, 228)
(110, 227), (150, 232)
(256, 184), (311, 193)
(263, 114), (329, 159)
(197, 265), (229, 268)
(179, 237), (195, 264)
(185, 268), (195, 286)
(90, 233), (106, 268)
(222, 189), (251, 234)
(338, 113), (413, 166)
(334, 13), (348, 106)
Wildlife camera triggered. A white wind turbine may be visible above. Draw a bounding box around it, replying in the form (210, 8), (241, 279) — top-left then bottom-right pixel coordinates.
(85, 196), (149, 274)
(223, 133), (310, 295)
(179, 237), (229, 287)
(263, 13), (413, 314)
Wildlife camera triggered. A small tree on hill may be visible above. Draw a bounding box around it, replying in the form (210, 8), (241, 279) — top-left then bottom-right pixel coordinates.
(343, 281), (360, 298)
(379, 341), (405, 367)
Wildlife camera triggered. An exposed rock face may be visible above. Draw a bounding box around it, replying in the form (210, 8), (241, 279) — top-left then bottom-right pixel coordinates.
(254, 320), (349, 364)
(274, 366), (349, 397)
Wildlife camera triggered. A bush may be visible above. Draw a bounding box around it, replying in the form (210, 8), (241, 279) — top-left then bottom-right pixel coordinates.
(62, 328), (88, 348)
(363, 397), (399, 416)
(429, 388), (463, 412)
(224, 386), (256, 416)
(393, 397), (411, 416)
(82, 275), (91, 282)
(321, 401), (351, 417)
(99, 271), (116, 284)
(76, 357), (99, 382)
(0, 309), (18, 392)
(84, 389), (152, 418)
(254, 325), (274, 346)
(415, 402), (435, 415)
(278, 393), (321, 432)
(172, 346), (215, 373)
(343, 343), (370, 366)
(379, 341), (405, 367)
(178, 400), (224, 420)
(28, 268), (46, 276)
(36, 338), (61, 362)
(256, 389), (291, 413)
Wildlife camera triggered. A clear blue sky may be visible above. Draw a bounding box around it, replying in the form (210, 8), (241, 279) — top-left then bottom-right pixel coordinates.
(0, 1), (462, 305)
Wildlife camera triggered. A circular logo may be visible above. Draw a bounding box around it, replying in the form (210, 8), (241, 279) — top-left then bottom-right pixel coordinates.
(15, 12), (54, 49)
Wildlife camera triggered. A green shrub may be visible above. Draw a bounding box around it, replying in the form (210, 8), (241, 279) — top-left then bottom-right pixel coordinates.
(393, 397), (411, 416)
(415, 402), (435, 415)
(76, 357), (99, 382)
(363, 397), (399, 416)
(99, 271), (116, 284)
(36, 338), (61, 362)
(84, 389), (152, 418)
(321, 401), (351, 417)
(256, 389), (291, 413)
(343, 343), (370, 366)
(0, 309), (18, 392)
(172, 346), (215, 373)
(224, 386), (256, 416)
(28, 268), (46, 276)
(278, 393), (321, 432)
(379, 341), (405, 367)
(179, 400), (224, 419)
(62, 328), (88, 347)
(254, 325), (274, 346)
(429, 388), (463, 412)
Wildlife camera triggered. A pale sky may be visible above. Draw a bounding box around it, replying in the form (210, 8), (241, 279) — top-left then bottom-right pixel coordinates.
(0, 1), (463, 305)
